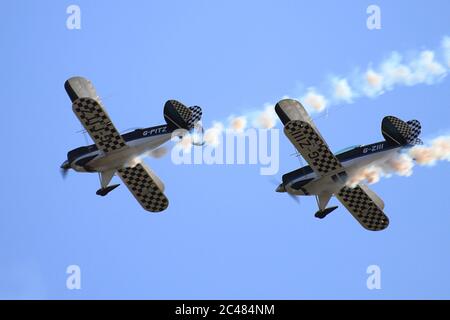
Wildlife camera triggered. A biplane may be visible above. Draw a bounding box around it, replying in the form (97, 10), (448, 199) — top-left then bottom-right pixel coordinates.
(275, 99), (422, 231)
(60, 76), (202, 212)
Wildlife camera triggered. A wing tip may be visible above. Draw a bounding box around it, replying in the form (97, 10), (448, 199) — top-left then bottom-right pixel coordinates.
(144, 199), (169, 213)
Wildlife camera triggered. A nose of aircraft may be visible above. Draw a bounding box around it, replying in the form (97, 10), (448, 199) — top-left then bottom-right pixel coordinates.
(275, 183), (286, 193)
(60, 160), (70, 170)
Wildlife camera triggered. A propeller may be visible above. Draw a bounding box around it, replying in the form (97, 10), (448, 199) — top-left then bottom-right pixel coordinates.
(60, 161), (70, 179)
(268, 177), (300, 205)
(60, 167), (69, 179)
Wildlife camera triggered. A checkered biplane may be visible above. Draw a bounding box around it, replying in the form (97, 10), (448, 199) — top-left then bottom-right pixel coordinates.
(275, 99), (422, 231)
(61, 77), (203, 212)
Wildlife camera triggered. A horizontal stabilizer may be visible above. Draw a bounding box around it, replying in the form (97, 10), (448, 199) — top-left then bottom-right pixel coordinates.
(188, 106), (202, 128)
(409, 137), (423, 146)
(406, 119), (422, 144)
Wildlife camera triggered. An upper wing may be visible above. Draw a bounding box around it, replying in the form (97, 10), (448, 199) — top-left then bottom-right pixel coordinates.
(335, 185), (389, 231)
(276, 99), (343, 176)
(117, 163), (169, 212)
(72, 97), (127, 154)
(284, 120), (344, 176)
(65, 76), (102, 103)
(275, 99), (326, 141)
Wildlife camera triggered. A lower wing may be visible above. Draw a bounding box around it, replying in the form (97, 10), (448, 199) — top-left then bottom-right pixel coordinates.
(117, 163), (169, 212)
(335, 185), (389, 231)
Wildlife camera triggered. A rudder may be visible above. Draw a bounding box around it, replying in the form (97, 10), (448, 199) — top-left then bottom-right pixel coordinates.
(381, 116), (411, 146)
(164, 100), (193, 131)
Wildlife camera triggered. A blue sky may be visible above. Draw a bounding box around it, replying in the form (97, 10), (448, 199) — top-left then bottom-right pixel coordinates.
(0, 0), (449, 299)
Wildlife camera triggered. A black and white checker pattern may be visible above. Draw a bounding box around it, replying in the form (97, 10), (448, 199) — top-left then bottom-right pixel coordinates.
(406, 119), (421, 142)
(168, 100), (192, 126)
(410, 138), (423, 145)
(285, 121), (343, 176)
(73, 98), (127, 153)
(337, 186), (389, 231)
(385, 116), (411, 142)
(188, 106), (202, 129)
(118, 163), (169, 212)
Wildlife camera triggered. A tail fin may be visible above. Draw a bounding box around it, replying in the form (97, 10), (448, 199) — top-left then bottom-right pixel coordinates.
(382, 116), (411, 145)
(164, 100), (193, 131)
(382, 116), (422, 146)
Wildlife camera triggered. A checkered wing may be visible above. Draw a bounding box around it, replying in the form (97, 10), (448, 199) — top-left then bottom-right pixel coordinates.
(117, 163), (169, 212)
(284, 120), (344, 176)
(72, 97), (127, 154)
(336, 186), (389, 231)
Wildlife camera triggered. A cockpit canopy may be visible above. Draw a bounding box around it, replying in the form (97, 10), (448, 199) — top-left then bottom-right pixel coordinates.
(335, 145), (361, 156)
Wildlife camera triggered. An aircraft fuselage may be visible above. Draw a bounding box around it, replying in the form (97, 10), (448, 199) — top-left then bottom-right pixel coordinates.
(62, 124), (175, 173)
(280, 140), (403, 196)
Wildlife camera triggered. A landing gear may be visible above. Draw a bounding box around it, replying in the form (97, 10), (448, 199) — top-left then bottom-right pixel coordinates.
(314, 193), (338, 219)
(96, 184), (120, 196)
(314, 206), (338, 219)
(95, 170), (119, 196)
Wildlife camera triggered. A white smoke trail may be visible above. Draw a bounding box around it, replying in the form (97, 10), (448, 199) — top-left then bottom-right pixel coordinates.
(347, 135), (450, 187)
(301, 88), (329, 112)
(203, 121), (224, 147)
(204, 35), (449, 138)
(174, 35), (450, 181)
(362, 69), (384, 97)
(253, 104), (278, 129)
(332, 78), (354, 103)
(409, 135), (450, 165)
(228, 116), (247, 133)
